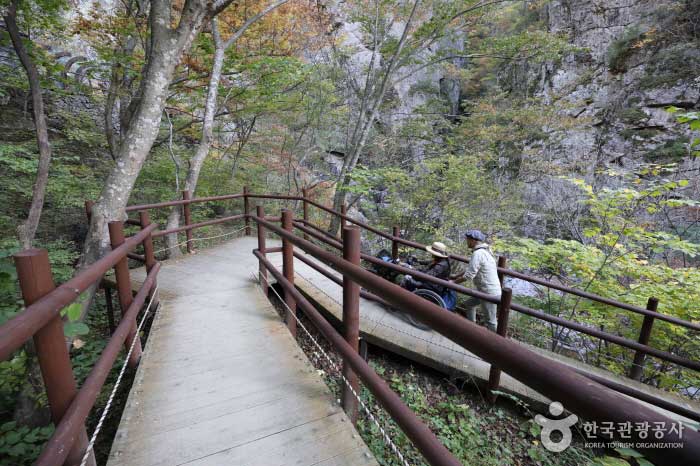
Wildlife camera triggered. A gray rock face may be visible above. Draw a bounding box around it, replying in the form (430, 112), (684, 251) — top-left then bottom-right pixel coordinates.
(539, 0), (699, 177)
(501, 0), (700, 239)
(322, 1), (466, 165)
(547, 0), (643, 61)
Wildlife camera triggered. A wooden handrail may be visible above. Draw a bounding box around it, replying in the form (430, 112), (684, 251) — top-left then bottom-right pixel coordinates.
(252, 213), (700, 466)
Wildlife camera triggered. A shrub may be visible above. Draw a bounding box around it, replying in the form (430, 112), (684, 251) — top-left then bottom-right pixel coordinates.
(645, 138), (690, 161)
(639, 43), (700, 89)
(619, 107), (648, 124)
(607, 26), (645, 73)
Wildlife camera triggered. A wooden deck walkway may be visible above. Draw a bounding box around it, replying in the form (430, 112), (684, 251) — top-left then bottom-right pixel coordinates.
(107, 236), (377, 466)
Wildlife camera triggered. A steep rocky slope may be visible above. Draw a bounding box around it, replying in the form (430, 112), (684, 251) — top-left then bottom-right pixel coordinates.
(539, 0), (699, 176)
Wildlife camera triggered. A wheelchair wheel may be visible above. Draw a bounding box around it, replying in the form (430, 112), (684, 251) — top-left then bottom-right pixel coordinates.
(403, 288), (447, 330)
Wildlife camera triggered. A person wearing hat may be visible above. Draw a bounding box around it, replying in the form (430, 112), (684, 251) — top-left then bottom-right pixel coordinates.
(461, 230), (501, 332)
(400, 241), (451, 295)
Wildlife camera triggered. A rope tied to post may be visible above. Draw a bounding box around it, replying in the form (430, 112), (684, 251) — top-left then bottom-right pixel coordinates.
(152, 225), (249, 256)
(79, 285), (160, 466)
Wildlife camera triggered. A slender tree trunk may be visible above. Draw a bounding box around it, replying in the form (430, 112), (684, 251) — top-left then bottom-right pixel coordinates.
(3, 0), (54, 427)
(164, 34), (225, 256)
(4, 0), (52, 249)
(164, 1), (288, 256)
(328, 0), (420, 235)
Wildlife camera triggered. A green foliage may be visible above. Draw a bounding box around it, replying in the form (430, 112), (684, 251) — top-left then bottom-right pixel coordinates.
(0, 351), (27, 418)
(593, 450), (654, 466)
(658, 107), (700, 159)
(607, 26), (646, 73)
(0, 111), (105, 240)
(348, 150), (523, 246)
(621, 128), (659, 141)
(593, 457), (631, 466)
(619, 107), (648, 124)
(355, 360), (594, 466)
(638, 44), (700, 89)
(0, 237), (81, 430)
(497, 178), (700, 392)
(0, 421), (54, 466)
(645, 139), (690, 161)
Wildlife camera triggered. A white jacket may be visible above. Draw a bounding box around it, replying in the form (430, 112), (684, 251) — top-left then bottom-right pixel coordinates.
(463, 244), (502, 295)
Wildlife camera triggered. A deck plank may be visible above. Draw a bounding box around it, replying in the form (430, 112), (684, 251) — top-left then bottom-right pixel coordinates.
(107, 237), (377, 466)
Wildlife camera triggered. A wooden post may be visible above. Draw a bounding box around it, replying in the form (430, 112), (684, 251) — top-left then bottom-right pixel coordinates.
(84, 200), (94, 223)
(243, 186), (251, 236)
(104, 287), (116, 334)
(342, 225), (361, 424)
(139, 210), (158, 306)
(629, 297), (659, 381)
(302, 188), (309, 240)
(14, 249), (94, 466)
(139, 211), (157, 271)
(257, 205), (268, 297)
(182, 190), (193, 253)
(488, 288), (513, 403)
(281, 209), (296, 336)
(359, 338), (369, 362)
(339, 203), (347, 241)
(108, 221), (143, 367)
(392, 226), (400, 260)
(497, 256), (507, 288)
(340, 203), (347, 231)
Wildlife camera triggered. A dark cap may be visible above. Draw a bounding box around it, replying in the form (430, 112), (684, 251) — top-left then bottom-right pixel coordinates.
(464, 229), (486, 242)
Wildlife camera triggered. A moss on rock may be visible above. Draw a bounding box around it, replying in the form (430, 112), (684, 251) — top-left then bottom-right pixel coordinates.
(639, 43), (700, 89)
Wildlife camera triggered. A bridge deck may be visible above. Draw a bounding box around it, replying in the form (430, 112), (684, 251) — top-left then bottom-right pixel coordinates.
(107, 236), (377, 466)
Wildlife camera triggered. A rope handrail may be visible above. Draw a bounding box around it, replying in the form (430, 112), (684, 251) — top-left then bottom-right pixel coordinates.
(118, 190), (700, 369)
(291, 220), (700, 371)
(35, 266), (160, 466)
(78, 282), (160, 466)
(253, 270), (414, 466)
(124, 192), (244, 212)
(255, 250), (462, 466)
(290, 230), (700, 420)
(295, 212), (700, 333)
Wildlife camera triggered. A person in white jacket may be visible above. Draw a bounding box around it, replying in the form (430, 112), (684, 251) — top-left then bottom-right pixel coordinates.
(461, 230), (502, 331)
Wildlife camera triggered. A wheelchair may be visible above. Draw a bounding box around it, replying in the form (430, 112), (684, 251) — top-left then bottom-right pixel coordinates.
(369, 249), (457, 330)
(403, 288), (450, 330)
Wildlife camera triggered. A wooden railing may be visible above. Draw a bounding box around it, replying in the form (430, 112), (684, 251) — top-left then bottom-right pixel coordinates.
(7, 187), (690, 465)
(0, 219), (159, 466)
(119, 188), (700, 464)
(249, 208), (699, 466)
(119, 189), (700, 390)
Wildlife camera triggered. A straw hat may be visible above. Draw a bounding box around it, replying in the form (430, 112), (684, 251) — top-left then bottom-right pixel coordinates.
(426, 241), (449, 258)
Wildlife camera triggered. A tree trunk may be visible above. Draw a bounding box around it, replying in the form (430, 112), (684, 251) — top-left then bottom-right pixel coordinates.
(165, 41), (225, 257)
(328, 0), (420, 235)
(79, 0), (226, 318)
(4, 0), (52, 249)
(164, 2), (288, 256)
(3, 0), (55, 428)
